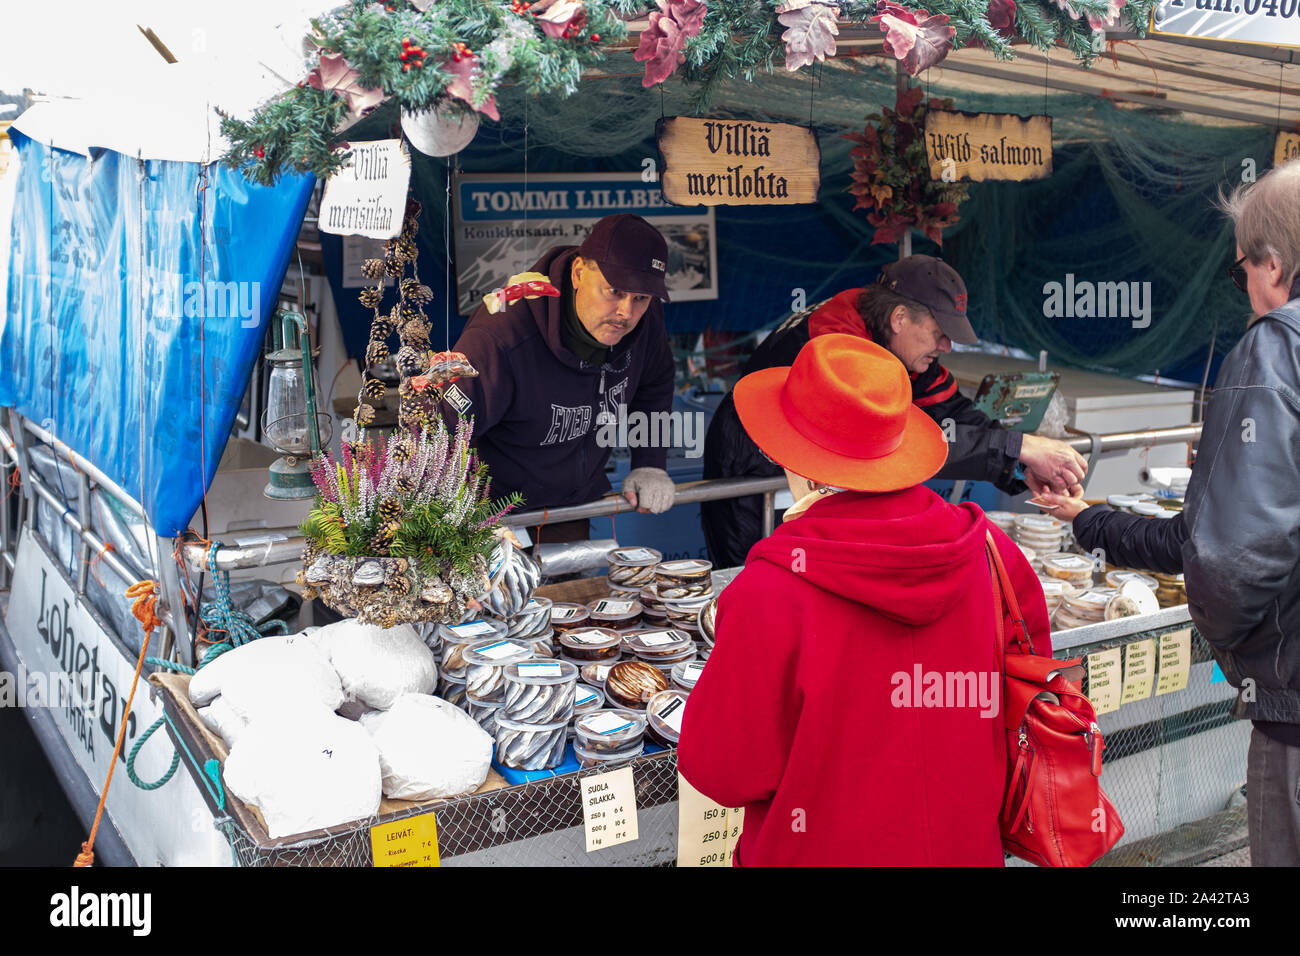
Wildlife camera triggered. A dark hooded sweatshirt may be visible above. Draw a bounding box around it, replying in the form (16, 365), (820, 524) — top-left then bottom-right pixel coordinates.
(438, 246), (676, 511)
(678, 485), (1053, 866)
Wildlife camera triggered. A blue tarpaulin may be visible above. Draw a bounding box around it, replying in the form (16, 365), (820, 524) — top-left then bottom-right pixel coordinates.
(1, 130), (315, 535)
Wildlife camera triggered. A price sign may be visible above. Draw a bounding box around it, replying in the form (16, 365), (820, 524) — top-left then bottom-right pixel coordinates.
(1121, 638), (1156, 704)
(370, 812), (441, 867)
(676, 773), (745, 867)
(1085, 647), (1123, 715)
(582, 766), (639, 852)
(1156, 628), (1192, 696)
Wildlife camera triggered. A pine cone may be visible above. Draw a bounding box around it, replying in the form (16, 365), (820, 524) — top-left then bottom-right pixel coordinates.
(396, 239), (417, 262)
(384, 254), (404, 278)
(395, 345), (425, 377)
(354, 403), (376, 427)
(401, 319), (430, 348)
(359, 285), (382, 309)
(400, 300), (420, 320)
(389, 435), (414, 463)
(362, 376), (387, 401)
(400, 278), (420, 298)
(371, 314), (396, 339)
(370, 520), (398, 554)
(365, 339), (390, 367)
(378, 498), (402, 524)
(409, 284), (434, 305)
(361, 258), (385, 280)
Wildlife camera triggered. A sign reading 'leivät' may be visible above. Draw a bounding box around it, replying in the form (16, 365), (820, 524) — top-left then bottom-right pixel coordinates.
(924, 111), (1052, 183)
(657, 117), (820, 206)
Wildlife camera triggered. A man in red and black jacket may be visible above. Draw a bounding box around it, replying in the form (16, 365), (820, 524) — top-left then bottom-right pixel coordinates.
(702, 255), (1088, 567)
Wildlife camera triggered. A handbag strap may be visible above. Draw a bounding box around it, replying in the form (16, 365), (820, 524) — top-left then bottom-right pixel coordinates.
(985, 530), (1034, 656)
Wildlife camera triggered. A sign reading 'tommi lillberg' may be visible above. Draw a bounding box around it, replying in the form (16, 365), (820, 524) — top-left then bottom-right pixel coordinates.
(657, 116), (820, 206)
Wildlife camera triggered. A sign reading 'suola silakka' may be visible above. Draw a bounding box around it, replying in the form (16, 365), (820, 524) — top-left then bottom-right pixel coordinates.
(657, 116), (820, 206)
(924, 111), (1052, 183)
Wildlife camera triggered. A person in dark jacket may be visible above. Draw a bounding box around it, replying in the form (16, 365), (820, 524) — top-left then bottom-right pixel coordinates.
(701, 255), (1088, 567)
(1040, 162), (1300, 865)
(438, 214), (677, 543)
(679, 333), (1052, 865)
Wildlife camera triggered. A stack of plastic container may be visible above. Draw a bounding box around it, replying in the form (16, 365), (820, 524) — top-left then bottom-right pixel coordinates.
(493, 657), (579, 771)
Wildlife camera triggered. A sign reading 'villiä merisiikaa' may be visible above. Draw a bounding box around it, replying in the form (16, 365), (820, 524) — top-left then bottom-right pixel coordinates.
(1152, 0), (1300, 46)
(657, 117), (820, 206)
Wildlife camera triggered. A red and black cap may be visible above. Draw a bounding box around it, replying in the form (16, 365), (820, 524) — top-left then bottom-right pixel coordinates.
(577, 214), (671, 302)
(878, 255), (977, 345)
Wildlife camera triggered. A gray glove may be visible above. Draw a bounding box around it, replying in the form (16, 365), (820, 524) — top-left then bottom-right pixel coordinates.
(621, 467), (675, 514)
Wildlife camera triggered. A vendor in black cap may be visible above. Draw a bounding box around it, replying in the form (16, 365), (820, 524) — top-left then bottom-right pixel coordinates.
(439, 213), (677, 545)
(701, 254), (1089, 567)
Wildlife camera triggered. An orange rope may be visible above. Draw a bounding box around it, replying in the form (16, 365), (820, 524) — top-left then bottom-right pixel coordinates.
(87, 541), (115, 588)
(3, 465), (20, 502)
(73, 579), (162, 868)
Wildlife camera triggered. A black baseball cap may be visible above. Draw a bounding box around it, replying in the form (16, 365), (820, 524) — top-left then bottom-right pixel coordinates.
(578, 214), (671, 302)
(878, 255), (978, 345)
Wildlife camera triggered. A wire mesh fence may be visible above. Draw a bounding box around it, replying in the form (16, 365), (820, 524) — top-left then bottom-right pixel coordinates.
(206, 619), (1246, 867)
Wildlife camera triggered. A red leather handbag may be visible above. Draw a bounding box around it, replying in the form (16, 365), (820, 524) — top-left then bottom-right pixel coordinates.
(986, 532), (1125, 867)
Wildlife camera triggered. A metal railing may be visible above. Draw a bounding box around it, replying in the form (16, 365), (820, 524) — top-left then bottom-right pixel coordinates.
(179, 421), (1200, 574)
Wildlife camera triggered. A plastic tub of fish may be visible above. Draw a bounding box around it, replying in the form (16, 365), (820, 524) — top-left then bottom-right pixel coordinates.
(645, 689), (690, 747)
(574, 708), (647, 754)
(1039, 552), (1095, 585)
(578, 660), (617, 687)
(1132, 502), (1165, 518)
(437, 618), (509, 680)
(586, 597), (643, 631)
(482, 539), (543, 620)
(654, 559), (714, 599)
(549, 602), (591, 632)
(603, 660), (671, 709)
(463, 639), (535, 703)
(558, 626), (622, 661)
(1107, 494), (1140, 511)
(638, 583), (664, 611)
(501, 659), (579, 723)
(606, 546), (663, 589)
(512, 628), (556, 659)
(698, 596), (718, 647)
(573, 682), (606, 717)
(660, 594), (712, 630)
(467, 697), (504, 738)
(985, 510), (1017, 532)
(574, 740), (644, 770)
(672, 659), (706, 692)
(498, 596), (553, 641)
(646, 647), (697, 674)
(626, 627), (696, 660)
(437, 676), (468, 707)
(495, 716), (569, 771)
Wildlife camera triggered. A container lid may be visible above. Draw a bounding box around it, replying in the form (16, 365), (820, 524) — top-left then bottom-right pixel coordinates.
(1132, 502), (1164, 517)
(985, 510), (1016, 527)
(1065, 588), (1116, 611)
(1105, 570), (1158, 590)
(575, 708), (647, 743)
(559, 627), (622, 652)
(1107, 494), (1140, 508)
(1152, 508), (1178, 519)
(656, 559), (713, 577)
(626, 628), (695, 657)
(1014, 513), (1064, 532)
(1040, 553), (1095, 574)
(462, 638), (534, 667)
(574, 684), (605, 710)
(608, 546), (663, 567)
(607, 583), (642, 597)
(495, 714), (568, 733)
(646, 689), (689, 743)
(672, 659), (706, 689)
(504, 659), (578, 685)
(587, 597), (643, 620)
(549, 603), (590, 627)
(579, 661), (617, 686)
(438, 618), (508, 643)
(659, 594), (713, 612)
(515, 627), (556, 646)
(515, 596), (553, 616)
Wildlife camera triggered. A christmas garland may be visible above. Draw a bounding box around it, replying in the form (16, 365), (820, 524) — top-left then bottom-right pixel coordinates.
(846, 85), (970, 245)
(220, 0), (1156, 184)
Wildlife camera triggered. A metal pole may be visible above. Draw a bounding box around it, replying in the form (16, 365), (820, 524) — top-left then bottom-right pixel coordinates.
(154, 532), (192, 668)
(761, 490), (776, 539)
(18, 414), (147, 521)
(76, 472), (91, 596)
(896, 60), (913, 260)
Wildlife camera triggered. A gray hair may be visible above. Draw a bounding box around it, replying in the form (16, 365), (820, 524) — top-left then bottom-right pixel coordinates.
(1220, 159), (1300, 283)
(856, 285), (932, 346)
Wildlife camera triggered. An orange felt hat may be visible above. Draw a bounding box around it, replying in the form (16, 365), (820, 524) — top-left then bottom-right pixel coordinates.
(732, 333), (949, 492)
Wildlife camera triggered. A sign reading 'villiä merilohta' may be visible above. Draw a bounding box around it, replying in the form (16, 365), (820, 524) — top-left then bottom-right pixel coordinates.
(657, 116), (820, 206)
(1152, 0), (1300, 46)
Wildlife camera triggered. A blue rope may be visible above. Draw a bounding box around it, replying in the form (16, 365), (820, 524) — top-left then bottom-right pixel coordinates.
(198, 542), (287, 667)
(126, 716), (180, 790)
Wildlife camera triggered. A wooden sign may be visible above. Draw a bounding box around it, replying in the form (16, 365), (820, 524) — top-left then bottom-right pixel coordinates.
(318, 138), (412, 240)
(657, 116), (820, 206)
(1275, 130), (1300, 168)
(924, 111), (1052, 183)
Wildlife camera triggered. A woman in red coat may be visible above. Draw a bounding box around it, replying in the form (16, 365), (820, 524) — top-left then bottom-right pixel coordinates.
(677, 334), (1052, 866)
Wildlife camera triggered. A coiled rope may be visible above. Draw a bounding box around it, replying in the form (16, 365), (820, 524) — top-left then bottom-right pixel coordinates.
(197, 541), (287, 667)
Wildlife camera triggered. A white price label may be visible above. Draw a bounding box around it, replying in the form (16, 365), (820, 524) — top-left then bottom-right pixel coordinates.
(582, 767), (639, 853)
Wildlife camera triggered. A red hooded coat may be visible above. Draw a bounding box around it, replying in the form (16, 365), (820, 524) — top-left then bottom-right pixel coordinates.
(677, 486), (1052, 866)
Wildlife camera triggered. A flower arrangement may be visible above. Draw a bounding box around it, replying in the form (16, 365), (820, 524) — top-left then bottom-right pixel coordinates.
(298, 419), (522, 627)
(845, 84), (970, 246)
